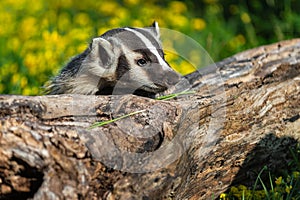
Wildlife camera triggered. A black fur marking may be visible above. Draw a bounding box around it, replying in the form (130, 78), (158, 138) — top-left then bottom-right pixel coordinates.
(98, 45), (110, 68)
(116, 55), (130, 80)
(133, 49), (159, 64)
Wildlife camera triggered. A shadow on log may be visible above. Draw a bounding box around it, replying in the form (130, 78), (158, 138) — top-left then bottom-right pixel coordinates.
(229, 134), (299, 189)
(0, 39), (300, 199)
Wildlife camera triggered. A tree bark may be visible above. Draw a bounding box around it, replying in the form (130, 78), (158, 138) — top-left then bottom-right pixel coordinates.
(0, 39), (299, 200)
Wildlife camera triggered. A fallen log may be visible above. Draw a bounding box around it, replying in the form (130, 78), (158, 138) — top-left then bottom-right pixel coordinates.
(0, 39), (299, 199)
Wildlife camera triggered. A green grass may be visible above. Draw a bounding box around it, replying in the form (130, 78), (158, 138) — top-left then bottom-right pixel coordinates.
(89, 90), (195, 129)
(220, 145), (300, 200)
(88, 109), (146, 129)
(155, 90), (196, 100)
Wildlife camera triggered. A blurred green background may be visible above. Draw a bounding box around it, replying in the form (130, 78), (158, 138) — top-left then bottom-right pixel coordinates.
(0, 0), (299, 95)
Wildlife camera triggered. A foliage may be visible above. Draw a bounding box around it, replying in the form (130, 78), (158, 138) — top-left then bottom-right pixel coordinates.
(220, 145), (300, 200)
(0, 0), (300, 95)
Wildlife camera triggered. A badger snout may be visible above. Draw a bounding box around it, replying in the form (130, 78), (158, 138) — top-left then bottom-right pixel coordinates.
(164, 69), (181, 86)
(145, 63), (181, 91)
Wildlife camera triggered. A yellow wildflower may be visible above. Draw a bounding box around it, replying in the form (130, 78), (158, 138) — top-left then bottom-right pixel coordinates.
(77, 43), (88, 53)
(23, 88), (32, 96)
(219, 193), (227, 200)
(169, 15), (188, 28)
(124, 0), (140, 6)
(192, 18), (206, 31)
(59, 0), (72, 8)
(241, 12), (251, 24)
(20, 76), (28, 89)
(9, 37), (21, 52)
(74, 13), (91, 26)
(24, 53), (38, 76)
(12, 74), (21, 85)
(164, 50), (177, 62)
(275, 176), (283, 185)
(293, 171), (300, 179)
(29, 0), (42, 13)
(285, 185), (292, 194)
(0, 12), (14, 36)
(229, 34), (246, 50)
(58, 13), (71, 32)
(131, 20), (143, 27)
(169, 1), (187, 14)
(98, 1), (119, 16)
(178, 60), (196, 75)
(20, 17), (37, 39)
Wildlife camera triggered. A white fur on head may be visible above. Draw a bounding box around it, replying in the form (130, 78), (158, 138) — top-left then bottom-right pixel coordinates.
(69, 37), (121, 94)
(81, 37), (120, 81)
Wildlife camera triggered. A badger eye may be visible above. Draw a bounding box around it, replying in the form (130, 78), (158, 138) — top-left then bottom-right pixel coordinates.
(137, 58), (147, 67)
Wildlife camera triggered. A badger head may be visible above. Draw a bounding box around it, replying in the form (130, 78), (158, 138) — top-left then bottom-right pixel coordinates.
(48, 22), (181, 97)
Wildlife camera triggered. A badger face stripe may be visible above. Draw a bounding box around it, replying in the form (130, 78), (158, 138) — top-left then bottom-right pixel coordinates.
(133, 28), (164, 57)
(133, 49), (159, 64)
(124, 28), (170, 71)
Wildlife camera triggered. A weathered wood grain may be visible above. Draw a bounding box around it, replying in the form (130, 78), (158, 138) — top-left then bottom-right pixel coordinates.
(0, 39), (299, 199)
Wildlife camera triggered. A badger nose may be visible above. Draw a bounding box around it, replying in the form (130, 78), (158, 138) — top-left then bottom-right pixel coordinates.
(145, 63), (181, 89)
(165, 69), (181, 86)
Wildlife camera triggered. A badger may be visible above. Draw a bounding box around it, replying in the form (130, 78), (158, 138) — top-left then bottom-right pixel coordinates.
(45, 22), (181, 97)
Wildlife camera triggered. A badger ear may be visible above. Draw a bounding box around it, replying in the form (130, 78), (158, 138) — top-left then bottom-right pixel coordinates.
(150, 21), (160, 38)
(90, 37), (115, 68)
